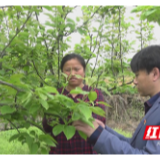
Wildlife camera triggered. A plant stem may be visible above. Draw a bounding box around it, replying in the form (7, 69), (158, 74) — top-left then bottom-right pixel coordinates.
(7, 119), (20, 134)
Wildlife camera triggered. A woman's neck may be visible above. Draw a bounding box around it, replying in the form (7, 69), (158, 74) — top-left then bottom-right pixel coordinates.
(66, 83), (84, 91)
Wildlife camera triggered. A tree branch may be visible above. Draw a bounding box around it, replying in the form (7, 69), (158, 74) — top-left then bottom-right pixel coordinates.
(91, 21), (104, 77)
(108, 80), (133, 91)
(0, 80), (24, 92)
(85, 19), (102, 66)
(7, 119), (20, 134)
(1, 10), (33, 58)
(32, 60), (47, 85)
(65, 6), (102, 37)
(91, 37), (102, 78)
(96, 71), (103, 88)
(35, 11), (55, 76)
(118, 7), (124, 84)
(26, 120), (44, 133)
(57, 36), (61, 88)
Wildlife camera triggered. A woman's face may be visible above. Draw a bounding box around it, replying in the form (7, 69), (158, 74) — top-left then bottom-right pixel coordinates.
(62, 58), (85, 87)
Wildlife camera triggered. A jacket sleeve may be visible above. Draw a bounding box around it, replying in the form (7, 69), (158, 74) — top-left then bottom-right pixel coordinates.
(104, 125), (131, 143)
(93, 128), (160, 154)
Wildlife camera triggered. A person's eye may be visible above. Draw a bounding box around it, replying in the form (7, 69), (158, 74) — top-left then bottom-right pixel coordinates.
(75, 68), (80, 71)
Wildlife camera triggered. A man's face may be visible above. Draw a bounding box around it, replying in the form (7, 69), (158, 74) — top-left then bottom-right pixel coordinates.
(62, 58), (85, 87)
(133, 70), (154, 97)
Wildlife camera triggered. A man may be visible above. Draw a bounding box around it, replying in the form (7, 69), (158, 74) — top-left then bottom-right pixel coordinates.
(73, 45), (160, 154)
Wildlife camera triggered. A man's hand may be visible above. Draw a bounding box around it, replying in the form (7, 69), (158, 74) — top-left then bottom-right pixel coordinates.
(72, 119), (105, 137)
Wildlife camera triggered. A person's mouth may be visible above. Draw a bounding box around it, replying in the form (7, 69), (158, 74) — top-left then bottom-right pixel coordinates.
(70, 77), (77, 81)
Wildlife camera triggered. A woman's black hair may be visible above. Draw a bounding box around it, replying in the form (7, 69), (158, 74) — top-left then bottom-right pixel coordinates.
(130, 45), (160, 73)
(60, 53), (86, 71)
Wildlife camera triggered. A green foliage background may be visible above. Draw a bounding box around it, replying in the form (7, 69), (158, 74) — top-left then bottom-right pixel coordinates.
(0, 5), (159, 154)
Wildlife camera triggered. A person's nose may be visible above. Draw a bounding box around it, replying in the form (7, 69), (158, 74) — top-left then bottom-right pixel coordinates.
(71, 70), (76, 76)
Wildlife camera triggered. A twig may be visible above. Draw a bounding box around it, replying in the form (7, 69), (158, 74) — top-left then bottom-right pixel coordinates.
(108, 80), (133, 91)
(0, 80), (24, 92)
(91, 21), (103, 77)
(35, 10), (55, 75)
(32, 60), (46, 84)
(1, 10), (33, 58)
(85, 22), (101, 66)
(96, 71), (104, 88)
(65, 6), (102, 37)
(57, 36), (60, 88)
(7, 119), (20, 134)
(26, 120), (44, 133)
(118, 7), (124, 84)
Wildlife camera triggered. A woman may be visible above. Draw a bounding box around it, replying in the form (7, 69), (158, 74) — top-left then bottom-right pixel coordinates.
(42, 53), (106, 154)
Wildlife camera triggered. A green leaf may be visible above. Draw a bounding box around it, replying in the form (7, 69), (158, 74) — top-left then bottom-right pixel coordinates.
(43, 6), (53, 11)
(78, 105), (92, 120)
(9, 133), (20, 142)
(78, 130), (87, 140)
(88, 91), (97, 101)
(39, 92), (47, 100)
(80, 117), (94, 128)
(23, 122), (30, 129)
(63, 125), (76, 140)
(39, 99), (49, 110)
(29, 130), (36, 136)
(15, 6), (23, 12)
(57, 6), (63, 14)
(61, 73), (68, 78)
(43, 86), (59, 94)
(52, 124), (64, 136)
(70, 87), (89, 95)
(77, 27), (87, 35)
(0, 106), (16, 114)
(39, 134), (57, 147)
(71, 112), (82, 121)
(28, 103), (41, 114)
(99, 87), (111, 97)
(30, 143), (39, 154)
(98, 101), (112, 108)
(41, 147), (49, 154)
(74, 74), (84, 79)
(90, 106), (106, 117)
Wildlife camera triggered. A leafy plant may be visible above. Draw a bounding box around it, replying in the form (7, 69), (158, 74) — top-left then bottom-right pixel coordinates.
(0, 5), (156, 154)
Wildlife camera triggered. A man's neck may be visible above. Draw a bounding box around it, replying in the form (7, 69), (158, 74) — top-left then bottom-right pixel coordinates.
(150, 84), (160, 97)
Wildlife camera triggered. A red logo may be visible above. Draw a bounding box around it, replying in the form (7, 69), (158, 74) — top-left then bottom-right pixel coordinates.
(143, 126), (160, 140)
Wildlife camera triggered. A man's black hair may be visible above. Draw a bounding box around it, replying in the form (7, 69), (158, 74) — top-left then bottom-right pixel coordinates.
(130, 45), (160, 73)
(60, 53), (86, 71)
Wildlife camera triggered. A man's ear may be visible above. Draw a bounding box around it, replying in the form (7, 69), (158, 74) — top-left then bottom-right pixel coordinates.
(152, 67), (160, 81)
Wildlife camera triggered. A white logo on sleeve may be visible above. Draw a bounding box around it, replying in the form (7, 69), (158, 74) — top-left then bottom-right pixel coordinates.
(157, 141), (160, 146)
